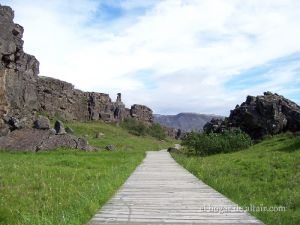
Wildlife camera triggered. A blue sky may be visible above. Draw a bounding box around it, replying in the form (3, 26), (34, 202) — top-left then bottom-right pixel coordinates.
(3, 0), (300, 115)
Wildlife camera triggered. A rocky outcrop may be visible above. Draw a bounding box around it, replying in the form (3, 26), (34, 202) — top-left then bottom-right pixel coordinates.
(130, 104), (153, 124)
(0, 128), (94, 151)
(204, 92), (300, 139)
(203, 118), (228, 134)
(0, 4), (154, 138)
(34, 115), (50, 129)
(0, 4), (39, 135)
(229, 92), (300, 139)
(37, 76), (89, 121)
(162, 126), (184, 139)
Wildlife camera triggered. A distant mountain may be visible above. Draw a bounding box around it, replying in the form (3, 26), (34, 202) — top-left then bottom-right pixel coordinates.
(154, 113), (223, 132)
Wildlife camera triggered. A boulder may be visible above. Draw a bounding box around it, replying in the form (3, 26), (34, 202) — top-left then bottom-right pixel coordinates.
(4, 116), (24, 130)
(49, 128), (56, 135)
(54, 120), (66, 134)
(204, 92), (300, 139)
(168, 144), (182, 153)
(130, 104), (154, 124)
(167, 147), (179, 153)
(203, 118), (227, 133)
(37, 135), (92, 151)
(34, 115), (50, 129)
(95, 132), (105, 139)
(229, 92), (300, 139)
(105, 144), (115, 151)
(0, 128), (94, 151)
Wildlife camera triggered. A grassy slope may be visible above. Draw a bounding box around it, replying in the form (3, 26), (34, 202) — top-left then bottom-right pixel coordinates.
(173, 133), (300, 225)
(0, 122), (176, 225)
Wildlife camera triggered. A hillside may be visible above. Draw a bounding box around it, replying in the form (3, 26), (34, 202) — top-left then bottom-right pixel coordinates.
(173, 133), (300, 225)
(0, 121), (176, 225)
(154, 113), (223, 132)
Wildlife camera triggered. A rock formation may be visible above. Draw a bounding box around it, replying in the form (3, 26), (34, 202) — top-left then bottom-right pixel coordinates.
(130, 104), (154, 124)
(0, 5), (39, 135)
(0, 128), (94, 151)
(0, 4), (154, 138)
(204, 92), (300, 139)
(203, 118), (228, 134)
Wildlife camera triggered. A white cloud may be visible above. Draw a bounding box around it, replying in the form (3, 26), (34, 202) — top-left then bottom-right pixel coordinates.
(3, 0), (300, 115)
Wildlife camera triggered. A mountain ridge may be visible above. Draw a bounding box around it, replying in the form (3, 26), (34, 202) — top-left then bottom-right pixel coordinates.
(154, 113), (223, 132)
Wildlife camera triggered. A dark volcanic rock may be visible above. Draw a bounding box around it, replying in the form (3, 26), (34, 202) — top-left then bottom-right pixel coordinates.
(54, 120), (66, 134)
(37, 76), (89, 121)
(130, 104), (153, 124)
(229, 92), (300, 139)
(0, 4), (154, 143)
(0, 4), (39, 135)
(203, 118), (227, 133)
(34, 115), (50, 130)
(0, 128), (94, 151)
(0, 128), (50, 151)
(105, 144), (115, 151)
(204, 92), (300, 139)
(37, 135), (92, 151)
(167, 147), (178, 153)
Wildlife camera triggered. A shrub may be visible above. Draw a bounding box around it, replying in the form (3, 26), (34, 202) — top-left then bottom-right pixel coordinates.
(121, 118), (147, 136)
(121, 118), (166, 140)
(147, 123), (167, 140)
(182, 129), (252, 156)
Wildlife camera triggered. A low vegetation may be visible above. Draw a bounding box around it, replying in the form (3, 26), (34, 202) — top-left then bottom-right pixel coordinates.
(121, 118), (166, 140)
(173, 133), (300, 225)
(182, 129), (252, 156)
(0, 121), (175, 225)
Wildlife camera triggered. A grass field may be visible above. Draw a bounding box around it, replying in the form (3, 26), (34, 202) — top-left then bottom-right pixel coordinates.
(0, 122), (176, 225)
(173, 133), (300, 225)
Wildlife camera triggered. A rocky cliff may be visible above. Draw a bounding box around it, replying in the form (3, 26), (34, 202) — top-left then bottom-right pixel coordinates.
(204, 92), (300, 139)
(0, 4), (153, 137)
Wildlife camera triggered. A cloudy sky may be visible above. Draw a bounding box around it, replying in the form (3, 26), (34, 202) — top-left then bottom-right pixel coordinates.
(3, 0), (300, 115)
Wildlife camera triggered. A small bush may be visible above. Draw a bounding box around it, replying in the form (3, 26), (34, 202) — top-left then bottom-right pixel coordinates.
(121, 118), (166, 140)
(121, 118), (147, 136)
(182, 129), (252, 156)
(147, 123), (167, 140)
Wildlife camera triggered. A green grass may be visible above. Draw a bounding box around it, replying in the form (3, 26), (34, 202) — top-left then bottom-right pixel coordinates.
(0, 121), (176, 225)
(173, 133), (300, 225)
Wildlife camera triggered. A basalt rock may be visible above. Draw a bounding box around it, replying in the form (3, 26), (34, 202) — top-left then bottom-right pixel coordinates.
(130, 104), (154, 124)
(204, 92), (300, 139)
(0, 4), (39, 135)
(203, 118), (228, 134)
(34, 115), (50, 130)
(54, 120), (66, 134)
(105, 144), (115, 151)
(229, 92), (300, 139)
(0, 4), (154, 140)
(0, 128), (95, 151)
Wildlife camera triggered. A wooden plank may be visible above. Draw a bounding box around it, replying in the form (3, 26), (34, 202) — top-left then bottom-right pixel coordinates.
(88, 150), (264, 225)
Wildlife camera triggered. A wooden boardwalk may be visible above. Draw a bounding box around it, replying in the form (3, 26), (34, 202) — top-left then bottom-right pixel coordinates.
(89, 150), (264, 225)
